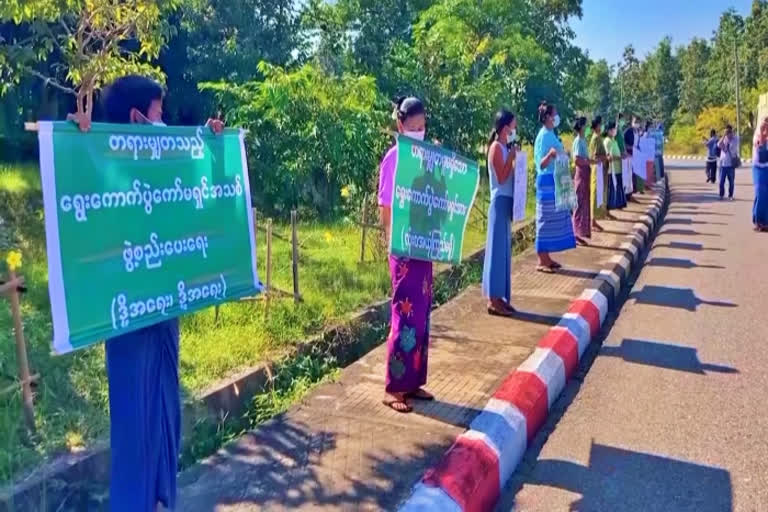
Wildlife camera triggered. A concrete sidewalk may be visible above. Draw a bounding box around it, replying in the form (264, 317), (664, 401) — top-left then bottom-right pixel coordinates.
(176, 191), (664, 511)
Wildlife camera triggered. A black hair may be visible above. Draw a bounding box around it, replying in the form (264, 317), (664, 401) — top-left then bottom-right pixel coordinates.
(573, 116), (587, 133)
(645, 121), (653, 131)
(725, 124), (733, 132)
(394, 96), (425, 123)
(710, 129), (716, 137)
(102, 75), (164, 124)
(538, 101), (555, 125)
(591, 115), (603, 131)
(618, 112), (624, 120)
(487, 109), (516, 149)
(603, 120), (617, 137)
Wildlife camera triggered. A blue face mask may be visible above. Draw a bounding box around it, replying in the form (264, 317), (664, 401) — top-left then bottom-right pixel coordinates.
(553, 114), (561, 128)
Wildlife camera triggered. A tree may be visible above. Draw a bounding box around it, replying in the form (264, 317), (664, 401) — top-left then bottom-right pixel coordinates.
(583, 59), (612, 116)
(0, 0), (180, 119)
(677, 38), (711, 117)
(644, 36), (680, 129)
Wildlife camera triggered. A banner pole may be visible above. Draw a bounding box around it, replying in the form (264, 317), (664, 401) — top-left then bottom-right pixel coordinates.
(9, 271), (36, 432)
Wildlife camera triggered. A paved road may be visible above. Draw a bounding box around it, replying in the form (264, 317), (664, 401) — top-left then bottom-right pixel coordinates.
(498, 165), (768, 511)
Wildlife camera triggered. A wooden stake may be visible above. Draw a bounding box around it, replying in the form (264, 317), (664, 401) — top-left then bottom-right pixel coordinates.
(360, 195), (369, 263)
(266, 218), (273, 316)
(8, 271), (35, 432)
(291, 210), (300, 303)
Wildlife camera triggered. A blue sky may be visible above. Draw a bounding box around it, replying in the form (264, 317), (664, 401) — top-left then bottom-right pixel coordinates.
(571, 0), (752, 65)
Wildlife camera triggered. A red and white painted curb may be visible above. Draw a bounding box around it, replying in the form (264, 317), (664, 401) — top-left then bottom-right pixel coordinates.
(398, 180), (669, 512)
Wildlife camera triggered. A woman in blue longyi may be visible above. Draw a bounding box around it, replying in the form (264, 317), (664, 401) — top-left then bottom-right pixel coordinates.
(533, 101), (576, 273)
(70, 75), (224, 512)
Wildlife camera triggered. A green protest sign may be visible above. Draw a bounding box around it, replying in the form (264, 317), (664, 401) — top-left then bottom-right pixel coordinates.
(390, 135), (480, 264)
(36, 121), (261, 354)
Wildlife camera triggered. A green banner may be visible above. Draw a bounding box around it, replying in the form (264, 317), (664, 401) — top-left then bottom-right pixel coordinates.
(36, 121), (261, 354)
(390, 135), (480, 265)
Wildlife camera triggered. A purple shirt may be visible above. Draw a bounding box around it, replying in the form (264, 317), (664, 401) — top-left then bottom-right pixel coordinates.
(378, 146), (397, 207)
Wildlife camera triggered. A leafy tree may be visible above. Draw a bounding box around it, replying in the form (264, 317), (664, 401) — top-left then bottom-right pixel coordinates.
(677, 38), (711, 117)
(202, 63), (388, 217)
(644, 37), (680, 129)
(583, 59), (612, 116)
(0, 0), (180, 118)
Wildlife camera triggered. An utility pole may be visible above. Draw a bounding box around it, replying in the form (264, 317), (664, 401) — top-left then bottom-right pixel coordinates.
(735, 37), (741, 140)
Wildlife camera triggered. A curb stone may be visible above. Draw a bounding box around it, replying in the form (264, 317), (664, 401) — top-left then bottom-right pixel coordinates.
(398, 178), (669, 512)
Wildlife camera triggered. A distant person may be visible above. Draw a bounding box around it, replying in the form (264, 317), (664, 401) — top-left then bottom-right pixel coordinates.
(589, 116), (607, 232)
(623, 114), (636, 201)
(718, 124), (737, 200)
(752, 118), (768, 231)
(704, 129), (719, 184)
(69, 75), (224, 512)
(571, 116), (592, 245)
(533, 101), (575, 273)
(482, 109), (517, 316)
(631, 116), (646, 194)
(654, 121), (665, 179)
(378, 96), (434, 413)
(604, 121), (626, 212)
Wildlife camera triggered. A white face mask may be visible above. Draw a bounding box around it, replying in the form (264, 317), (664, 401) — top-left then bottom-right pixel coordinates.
(552, 114), (561, 128)
(508, 129), (517, 143)
(404, 130), (425, 141)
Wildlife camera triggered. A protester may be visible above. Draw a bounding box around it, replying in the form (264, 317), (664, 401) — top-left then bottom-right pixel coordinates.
(589, 116), (607, 231)
(482, 110), (517, 316)
(378, 96), (433, 413)
(623, 114), (637, 201)
(752, 118), (768, 231)
(68, 75), (223, 512)
(718, 124), (737, 200)
(533, 101), (575, 273)
(631, 116), (646, 194)
(654, 121), (665, 179)
(571, 117), (591, 245)
(616, 113), (627, 158)
(705, 129), (720, 184)
(604, 121), (626, 211)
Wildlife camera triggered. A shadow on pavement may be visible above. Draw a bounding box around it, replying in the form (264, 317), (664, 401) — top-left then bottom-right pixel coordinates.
(554, 268), (599, 280)
(667, 209), (733, 217)
(628, 285), (737, 311)
(412, 400), (483, 428)
(517, 442), (733, 512)
(600, 339), (738, 374)
(645, 257), (725, 270)
(664, 217), (727, 226)
(653, 241), (726, 252)
(512, 310), (562, 326)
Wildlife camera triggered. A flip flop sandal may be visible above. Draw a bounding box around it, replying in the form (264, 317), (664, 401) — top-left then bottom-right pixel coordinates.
(382, 398), (412, 413)
(407, 389), (435, 401)
(550, 262), (563, 269)
(488, 306), (515, 318)
(536, 265), (556, 274)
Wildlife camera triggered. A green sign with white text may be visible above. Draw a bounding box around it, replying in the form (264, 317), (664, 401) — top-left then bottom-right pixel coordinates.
(390, 135), (480, 264)
(36, 121), (261, 354)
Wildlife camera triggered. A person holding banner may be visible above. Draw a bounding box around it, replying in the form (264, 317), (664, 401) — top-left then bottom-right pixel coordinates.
(482, 110), (518, 316)
(69, 75), (224, 512)
(378, 96), (434, 413)
(604, 121), (627, 211)
(571, 117), (591, 244)
(752, 118), (768, 231)
(589, 116), (607, 231)
(533, 102), (575, 273)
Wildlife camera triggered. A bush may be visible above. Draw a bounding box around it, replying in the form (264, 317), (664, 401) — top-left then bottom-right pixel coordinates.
(202, 63), (390, 219)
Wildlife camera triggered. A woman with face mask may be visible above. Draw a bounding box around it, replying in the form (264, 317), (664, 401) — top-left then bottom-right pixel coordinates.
(533, 101), (576, 273)
(752, 118), (768, 231)
(378, 96), (433, 413)
(571, 117), (592, 245)
(604, 121), (627, 211)
(482, 110), (518, 316)
(589, 116), (607, 231)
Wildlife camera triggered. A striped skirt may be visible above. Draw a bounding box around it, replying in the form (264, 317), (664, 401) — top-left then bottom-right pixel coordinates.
(536, 173), (576, 253)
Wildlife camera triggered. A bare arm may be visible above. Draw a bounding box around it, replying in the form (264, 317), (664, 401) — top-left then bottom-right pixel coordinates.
(540, 147), (558, 170)
(380, 206), (391, 242)
(490, 142), (516, 184)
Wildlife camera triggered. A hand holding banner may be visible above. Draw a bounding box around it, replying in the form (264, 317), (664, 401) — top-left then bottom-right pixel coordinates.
(390, 135), (480, 265)
(36, 122), (261, 354)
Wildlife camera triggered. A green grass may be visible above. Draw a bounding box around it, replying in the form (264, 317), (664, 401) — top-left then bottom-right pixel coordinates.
(0, 161), (511, 485)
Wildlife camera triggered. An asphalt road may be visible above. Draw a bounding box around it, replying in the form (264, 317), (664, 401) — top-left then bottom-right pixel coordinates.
(497, 164), (768, 512)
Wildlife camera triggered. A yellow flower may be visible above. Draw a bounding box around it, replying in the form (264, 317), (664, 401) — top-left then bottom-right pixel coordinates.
(324, 231), (333, 242)
(6, 250), (22, 272)
(340, 186), (351, 198)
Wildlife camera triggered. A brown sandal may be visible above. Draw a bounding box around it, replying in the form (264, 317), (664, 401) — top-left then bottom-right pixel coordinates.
(382, 396), (412, 413)
(537, 265), (556, 274)
(407, 388), (434, 401)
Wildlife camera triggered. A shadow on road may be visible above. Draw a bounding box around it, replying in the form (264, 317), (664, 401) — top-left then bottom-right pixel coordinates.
(645, 257), (725, 270)
(600, 338), (738, 374)
(511, 442), (733, 512)
(658, 228), (719, 237)
(628, 285), (737, 311)
(652, 241), (726, 252)
(664, 217), (727, 226)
